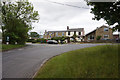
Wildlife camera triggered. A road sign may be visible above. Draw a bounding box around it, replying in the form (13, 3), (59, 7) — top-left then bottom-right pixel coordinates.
(6, 36), (9, 42)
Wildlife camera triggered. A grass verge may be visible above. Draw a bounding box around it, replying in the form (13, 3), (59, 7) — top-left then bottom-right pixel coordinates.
(1, 44), (26, 51)
(35, 45), (119, 78)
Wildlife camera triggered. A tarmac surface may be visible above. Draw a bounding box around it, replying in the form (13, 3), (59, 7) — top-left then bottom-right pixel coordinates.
(3, 43), (105, 78)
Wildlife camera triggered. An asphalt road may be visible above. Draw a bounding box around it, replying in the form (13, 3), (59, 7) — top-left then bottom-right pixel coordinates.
(3, 43), (105, 78)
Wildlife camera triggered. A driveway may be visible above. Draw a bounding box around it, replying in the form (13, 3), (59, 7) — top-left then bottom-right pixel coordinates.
(3, 43), (104, 78)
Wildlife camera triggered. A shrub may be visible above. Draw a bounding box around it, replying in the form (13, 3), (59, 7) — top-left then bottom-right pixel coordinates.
(32, 40), (37, 43)
(36, 39), (41, 42)
(36, 38), (47, 43)
(27, 39), (34, 42)
(96, 36), (101, 40)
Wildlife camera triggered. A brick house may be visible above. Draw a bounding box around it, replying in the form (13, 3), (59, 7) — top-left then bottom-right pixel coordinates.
(43, 26), (85, 42)
(85, 25), (113, 41)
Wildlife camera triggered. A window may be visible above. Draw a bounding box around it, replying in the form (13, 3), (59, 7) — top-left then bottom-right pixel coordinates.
(62, 32), (64, 36)
(79, 32), (81, 35)
(68, 31), (70, 35)
(56, 32), (58, 36)
(88, 36), (90, 40)
(90, 35), (94, 40)
(104, 28), (109, 31)
(104, 35), (109, 39)
(88, 35), (94, 40)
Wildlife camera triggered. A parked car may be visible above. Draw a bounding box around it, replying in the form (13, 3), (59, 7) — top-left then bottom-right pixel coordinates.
(47, 40), (58, 44)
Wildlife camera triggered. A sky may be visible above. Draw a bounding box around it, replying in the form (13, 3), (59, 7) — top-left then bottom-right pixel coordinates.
(29, 0), (118, 35)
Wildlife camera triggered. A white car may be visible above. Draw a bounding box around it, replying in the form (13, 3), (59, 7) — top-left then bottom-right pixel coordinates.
(47, 40), (58, 44)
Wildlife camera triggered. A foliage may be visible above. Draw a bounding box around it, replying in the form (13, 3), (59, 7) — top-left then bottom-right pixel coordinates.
(87, 2), (120, 31)
(32, 40), (37, 43)
(27, 39), (34, 42)
(30, 32), (40, 38)
(96, 36), (101, 40)
(27, 38), (47, 43)
(0, 32), (2, 39)
(71, 34), (77, 42)
(2, 1), (39, 44)
(37, 38), (47, 43)
(2, 44), (26, 51)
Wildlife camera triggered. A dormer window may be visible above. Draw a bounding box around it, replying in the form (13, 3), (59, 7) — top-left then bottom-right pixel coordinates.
(104, 28), (109, 31)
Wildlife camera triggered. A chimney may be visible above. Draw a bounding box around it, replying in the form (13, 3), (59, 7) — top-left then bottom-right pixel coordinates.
(67, 26), (69, 30)
(45, 30), (47, 33)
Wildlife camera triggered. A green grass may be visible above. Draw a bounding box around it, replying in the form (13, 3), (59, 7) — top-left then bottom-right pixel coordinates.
(35, 45), (119, 78)
(1, 44), (26, 51)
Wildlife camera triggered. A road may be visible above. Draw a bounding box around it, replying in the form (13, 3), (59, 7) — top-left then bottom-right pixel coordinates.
(3, 43), (104, 78)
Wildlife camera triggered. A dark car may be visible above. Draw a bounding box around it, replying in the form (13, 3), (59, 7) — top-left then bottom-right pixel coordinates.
(47, 40), (58, 44)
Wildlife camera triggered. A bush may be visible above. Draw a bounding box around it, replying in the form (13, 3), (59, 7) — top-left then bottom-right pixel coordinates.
(32, 40), (37, 43)
(96, 36), (101, 40)
(36, 38), (47, 43)
(27, 39), (34, 42)
(36, 39), (41, 42)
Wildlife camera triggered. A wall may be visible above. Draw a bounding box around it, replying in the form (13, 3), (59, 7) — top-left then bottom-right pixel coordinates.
(96, 26), (113, 40)
(85, 26), (113, 42)
(84, 31), (96, 41)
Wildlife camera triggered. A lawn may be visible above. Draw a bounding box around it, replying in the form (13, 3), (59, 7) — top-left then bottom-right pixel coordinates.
(35, 45), (119, 78)
(1, 44), (26, 51)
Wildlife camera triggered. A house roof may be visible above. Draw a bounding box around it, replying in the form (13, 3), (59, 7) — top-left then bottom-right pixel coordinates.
(85, 29), (96, 36)
(67, 28), (84, 32)
(48, 30), (67, 33)
(47, 28), (84, 33)
(85, 25), (111, 36)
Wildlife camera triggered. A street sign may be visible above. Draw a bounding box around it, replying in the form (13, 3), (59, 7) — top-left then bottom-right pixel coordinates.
(6, 36), (9, 42)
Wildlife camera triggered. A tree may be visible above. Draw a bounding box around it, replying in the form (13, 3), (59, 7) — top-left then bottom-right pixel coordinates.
(71, 34), (77, 42)
(30, 32), (40, 38)
(2, 1), (39, 44)
(87, 1), (120, 31)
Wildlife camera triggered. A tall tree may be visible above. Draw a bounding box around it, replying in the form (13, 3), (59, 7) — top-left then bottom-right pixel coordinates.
(2, 1), (39, 44)
(87, 1), (120, 31)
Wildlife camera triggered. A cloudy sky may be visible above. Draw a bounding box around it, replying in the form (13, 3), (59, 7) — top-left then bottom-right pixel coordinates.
(29, 0), (117, 35)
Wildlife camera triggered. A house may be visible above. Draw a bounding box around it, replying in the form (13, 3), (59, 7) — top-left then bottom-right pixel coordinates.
(43, 26), (85, 42)
(85, 25), (113, 41)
